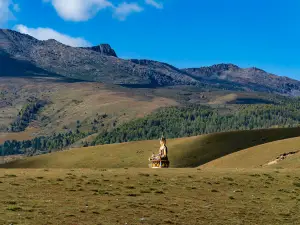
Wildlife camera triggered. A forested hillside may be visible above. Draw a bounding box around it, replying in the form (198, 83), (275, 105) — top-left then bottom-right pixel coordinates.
(2, 100), (300, 156)
(92, 102), (300, 145)
(1, 130), (88, 156)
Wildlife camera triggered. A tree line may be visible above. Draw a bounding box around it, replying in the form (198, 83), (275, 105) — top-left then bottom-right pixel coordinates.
(1, 130), (88, 156)
(91, 103), (300, 145)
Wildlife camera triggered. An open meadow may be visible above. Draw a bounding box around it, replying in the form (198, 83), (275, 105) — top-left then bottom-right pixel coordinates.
(2, 127), (300, 224)
(1, 168), (300, 225)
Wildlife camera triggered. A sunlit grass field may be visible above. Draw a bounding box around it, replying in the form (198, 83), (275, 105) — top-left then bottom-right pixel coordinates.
(202, 136), (300, 169)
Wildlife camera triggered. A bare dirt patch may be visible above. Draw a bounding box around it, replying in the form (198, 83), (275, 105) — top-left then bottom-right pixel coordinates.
(264, 151), (300, 166)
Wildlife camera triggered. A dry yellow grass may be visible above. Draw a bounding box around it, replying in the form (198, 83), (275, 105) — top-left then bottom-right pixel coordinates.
(1, 168), (300, 225)
(201, 136), (300, 169)
(2, 155), (24, 163)
(40, 82), (178, 135)
(0, 77), (178, 138)
(274, 153), (300, 169)
(3, 127), (300, 169)
(209, 93), (238, 104)
(0, 127), (39, 144)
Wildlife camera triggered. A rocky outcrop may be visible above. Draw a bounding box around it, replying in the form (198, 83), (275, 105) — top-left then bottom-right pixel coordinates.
(81, 44), (117, 57)
(185, 63), (240, 77)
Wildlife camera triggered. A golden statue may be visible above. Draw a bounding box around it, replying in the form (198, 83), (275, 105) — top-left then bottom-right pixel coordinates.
(158, 135), (168, 159)
(149, 135), (170, 168)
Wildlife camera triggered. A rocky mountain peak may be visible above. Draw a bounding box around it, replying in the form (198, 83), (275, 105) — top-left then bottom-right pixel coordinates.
(184, 63), (240, 76)
(43, 39), (64, 47)
(82, 44), (117, 57)
(45, 39), (60, 43)
(208, 63), (240, 71)
(247, 67), (266, 73)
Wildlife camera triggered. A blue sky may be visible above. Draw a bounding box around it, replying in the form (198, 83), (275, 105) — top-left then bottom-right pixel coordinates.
(1, 0), (300, 79)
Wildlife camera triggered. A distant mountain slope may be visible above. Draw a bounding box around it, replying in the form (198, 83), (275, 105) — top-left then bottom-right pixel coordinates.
(1, 29), (300, 95)
(183, 64), (300, 96)
(0, 29), (197, 86)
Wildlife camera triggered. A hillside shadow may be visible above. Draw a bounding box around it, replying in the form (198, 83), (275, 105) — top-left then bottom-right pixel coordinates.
(229, 98), (275, 104)
(0, 52), (85, 83)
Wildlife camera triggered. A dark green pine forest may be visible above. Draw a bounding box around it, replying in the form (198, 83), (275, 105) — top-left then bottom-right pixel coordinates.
(92, 103), (300, 145)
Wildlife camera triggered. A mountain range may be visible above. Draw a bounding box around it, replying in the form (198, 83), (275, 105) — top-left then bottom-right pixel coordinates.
(1, 28), (300, 96)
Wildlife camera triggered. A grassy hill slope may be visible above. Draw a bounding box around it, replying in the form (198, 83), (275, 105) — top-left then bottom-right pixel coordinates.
(273, 152), (300, 168)
(3, 127), (300, 168)
(0, 77), (178, 136)
(201, 136), (300, 169)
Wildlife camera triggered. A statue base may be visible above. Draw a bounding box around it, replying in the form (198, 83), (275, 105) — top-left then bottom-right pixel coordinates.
(148, 159), (170, 168)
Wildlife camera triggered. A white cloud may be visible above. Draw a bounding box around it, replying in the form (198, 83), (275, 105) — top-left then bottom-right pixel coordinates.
(44, 0), (113, 21)
(15, 24), (91, 47)
(0, 0), (19, 25)
(145, 0), (163, 9)
(113, 2), (143, 21)
(44, 0), (144, 22)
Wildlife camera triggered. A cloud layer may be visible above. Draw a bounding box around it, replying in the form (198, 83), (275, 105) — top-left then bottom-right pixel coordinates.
(0, 0), (19, 25)
(44, 0), (148, 22)
(113, 2), (143, 21)
(15, 24), (91, 47)
(44, 0), (113, 21)
(1, 0), (164, 25)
